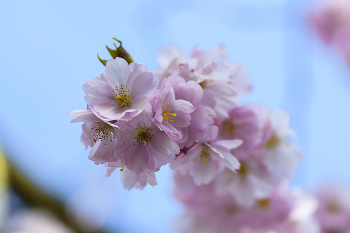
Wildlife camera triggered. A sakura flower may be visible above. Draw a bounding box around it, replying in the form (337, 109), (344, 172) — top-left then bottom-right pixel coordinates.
(182, 189), (245, 233)
(197, 60), (251, 119)
(308, 0), (350, 45)
(314, 185), (350, 233)
(105, 161), (157, 190)
(154, 45), (251, 119)
(173, 212), (212, 233)
(69, 110), (118, 164)
(263, 109), (302, 180)
(173, 170), (217, 206)
(214, 159), (277, 207)
(116, 113), (179, 174)
(239, 229), (277, 233)
(154, 44), (198, 83)
(166, 75), (216, 148)
(84, 58), (158, 121)
(200, 78), (240, 119)
(308, 0), (350, 66)
(241, 183), (294, 231)
(171, 125), (241, 185)
(152, 78), (195, 141)
(280, 189), (320, 233)
(217, 104), (266, 160)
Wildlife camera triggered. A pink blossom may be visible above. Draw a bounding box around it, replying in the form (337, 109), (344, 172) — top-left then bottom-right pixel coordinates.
(216, 104), (267, 160)
(116, 113), (180, 174)
(69, 110), (118, 164)
(309, 0), (350, 45)
(314, 185), (350, 232)
(262, 109), (302, 180)
(152, 78), (195, 141)
(309, 0), (350, 65)
(173, 170), (217, 206)
(241, 184), (294, 231)
(166, 75), (216, 148)
(154, 44), (197, 85)
(173, 212), (212, 233)
(105, 161), (157, 190)
(154, 45), (251, 119)
(192, 196), (245, 233)
(84, 58), (158, 121)
(280, 189), (320, 233)
(214, 160), (277, 207)
(171, 125), (241, 185)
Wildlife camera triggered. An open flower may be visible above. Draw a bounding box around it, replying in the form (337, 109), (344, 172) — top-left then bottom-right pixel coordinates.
(84, 58), (158, 121)
(314, 185), (350, 232)
(152, 78), (195, 141)
(116, 113), (180, 174)
(217, 104), (266, 160)
(69, 110), (118, 164)
(166, 75), (216, 148)
(154, 45), (251, 120)
(171, 125), (242, 185)
(105, 161), (157, 190)
(263, 109), (302, 180)
(214, 159), (277, 207)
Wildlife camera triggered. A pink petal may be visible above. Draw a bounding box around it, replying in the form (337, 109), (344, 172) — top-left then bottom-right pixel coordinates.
(124, 142), (149, 173)
(105, 58), (131, 88)
(130, 71), (158, 99)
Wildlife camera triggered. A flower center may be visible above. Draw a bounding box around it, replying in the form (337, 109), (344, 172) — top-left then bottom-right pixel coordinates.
(224, 206), (238, 215)
(221, 119), (236, 138)
(162, 103), (177, 123)
(200, 145), (210, 163)
(257, 198), (270, 209)
(237, 162), (247, 177)
(266, 135), (279, 148)
(135, 125), (154, 146)
(326, 200), (342, 214)
(199, 80), (207, 88)
(92, 122), (109, 143)
(113, 85), (132, 108)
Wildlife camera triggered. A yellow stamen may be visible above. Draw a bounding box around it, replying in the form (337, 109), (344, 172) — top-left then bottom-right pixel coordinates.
(162, 103), (177, 123)
(113, 85), (132, 107)
(93, 122), (108, 143)
(199, 80), (207, 89)
(200, 145), (210, 163)
(257, 198), (270, 209)
(326, 200), (341, 214)
(221, 119), (236, 138)
(120, 167), (124, 172)
(237, 162), (247, 177)
(135, 127), (154, 146)
(266, 135), (279, 148)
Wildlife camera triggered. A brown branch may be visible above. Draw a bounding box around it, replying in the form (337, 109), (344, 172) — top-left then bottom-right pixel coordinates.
(1, 152), (111, 233)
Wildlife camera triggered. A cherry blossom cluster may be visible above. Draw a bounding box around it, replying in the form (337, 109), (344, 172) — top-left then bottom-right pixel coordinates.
(173, 172), (319, 233)
(70, 43), (256, 190)
(309, 0), (350, 65)
(160, 46), (306, 232)
(69, 40), (350, 232)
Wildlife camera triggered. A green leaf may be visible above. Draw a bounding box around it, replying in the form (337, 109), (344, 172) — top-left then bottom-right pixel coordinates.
(97, 54), (107, 66)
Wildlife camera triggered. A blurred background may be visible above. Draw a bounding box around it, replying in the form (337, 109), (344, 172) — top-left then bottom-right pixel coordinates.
(1, 0), (350, 232)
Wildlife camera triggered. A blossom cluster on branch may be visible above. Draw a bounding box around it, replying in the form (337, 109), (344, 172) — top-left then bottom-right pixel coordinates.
(69, 41), (350, 233)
